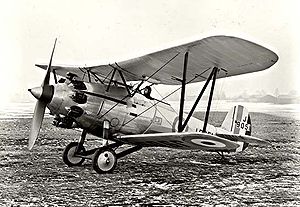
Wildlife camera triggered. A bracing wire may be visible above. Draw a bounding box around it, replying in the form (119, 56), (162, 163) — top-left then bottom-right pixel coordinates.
(122, 67), (212, 126)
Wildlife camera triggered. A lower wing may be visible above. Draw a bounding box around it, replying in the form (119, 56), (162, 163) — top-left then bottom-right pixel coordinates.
(117, 132), (240, 152)
(216, 133), (269, 145)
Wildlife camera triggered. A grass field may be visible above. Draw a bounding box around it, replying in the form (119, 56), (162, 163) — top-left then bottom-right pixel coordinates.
(0, 112), (299, 206)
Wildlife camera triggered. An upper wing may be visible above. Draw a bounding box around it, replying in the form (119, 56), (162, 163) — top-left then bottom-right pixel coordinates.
(117, 132), (240, 152)
(36, 35), (278, 85)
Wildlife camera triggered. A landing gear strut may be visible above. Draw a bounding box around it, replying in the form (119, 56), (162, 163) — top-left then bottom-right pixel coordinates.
(62, 121), (143, 174)
(62, 129), (87, 166)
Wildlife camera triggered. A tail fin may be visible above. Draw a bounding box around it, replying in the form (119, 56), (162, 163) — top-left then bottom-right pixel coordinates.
(221, 105), (251, 135)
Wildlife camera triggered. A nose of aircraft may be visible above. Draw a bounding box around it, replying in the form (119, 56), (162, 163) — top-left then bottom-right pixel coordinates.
(28, 38), (58, 150)
(28, 85), (54, 103)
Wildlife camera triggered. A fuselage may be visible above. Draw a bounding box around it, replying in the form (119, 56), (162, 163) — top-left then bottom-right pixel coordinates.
(47, 81), (217, 139)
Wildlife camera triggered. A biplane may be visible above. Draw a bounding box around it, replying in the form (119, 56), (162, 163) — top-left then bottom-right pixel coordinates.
(28, 36), (278, 174)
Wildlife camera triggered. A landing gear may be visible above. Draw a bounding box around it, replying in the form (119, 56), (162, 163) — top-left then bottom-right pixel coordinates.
(217, 151), (225, 159)
(63, 129), (87, 167)
(216, 151), (236, 163)
(92, 120), (117, 174)
(92, 148), (117, 174)
(62, 142), (86, 166)
(62, 121), (142, 174)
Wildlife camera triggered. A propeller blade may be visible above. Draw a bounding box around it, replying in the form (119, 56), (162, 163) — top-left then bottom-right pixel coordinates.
(42, 38), (57, 86)
(28, 100), (47, 150)
(29, 38), (57, 150)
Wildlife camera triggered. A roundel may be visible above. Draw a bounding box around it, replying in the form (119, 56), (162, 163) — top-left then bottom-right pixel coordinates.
(110, 117), (120, 127)
(172, 116), (189, 132)
(190, 139), (226, 148)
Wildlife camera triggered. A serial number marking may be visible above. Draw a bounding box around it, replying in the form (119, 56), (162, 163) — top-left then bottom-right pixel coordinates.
(235, 120), (250, 131)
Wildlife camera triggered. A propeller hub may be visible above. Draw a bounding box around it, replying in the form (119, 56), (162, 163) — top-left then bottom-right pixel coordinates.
(28, 85), (54, 103)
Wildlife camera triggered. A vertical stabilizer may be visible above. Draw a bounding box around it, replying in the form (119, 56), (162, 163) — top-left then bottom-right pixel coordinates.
(221, 105), (251, 135)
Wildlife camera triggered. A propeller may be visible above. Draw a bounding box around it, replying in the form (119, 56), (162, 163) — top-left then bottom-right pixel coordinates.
(28, 39), (57, 150)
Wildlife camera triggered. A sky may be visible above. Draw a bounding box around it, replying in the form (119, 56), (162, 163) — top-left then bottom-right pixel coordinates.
(0, 0), (299, 108)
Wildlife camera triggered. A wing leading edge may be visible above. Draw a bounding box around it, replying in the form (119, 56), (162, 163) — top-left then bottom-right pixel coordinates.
(118, 132), (240, 152)
(118, 131), (269, 152)
(36, 35), (278, 85)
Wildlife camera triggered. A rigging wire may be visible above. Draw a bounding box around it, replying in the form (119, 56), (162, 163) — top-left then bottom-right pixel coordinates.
(143, 52), (180, 83)
(152, 86), (176, 127)
(153, 86), (178, 114)
(122, 67), (212, 126)
(97, 52), (181, 120)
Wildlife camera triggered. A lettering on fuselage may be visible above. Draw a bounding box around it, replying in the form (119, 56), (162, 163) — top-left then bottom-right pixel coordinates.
(172, 116), (214, 135)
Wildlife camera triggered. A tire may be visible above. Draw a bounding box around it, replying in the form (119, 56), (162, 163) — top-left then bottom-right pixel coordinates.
(62, 142), (85, 167)
(92, 148), (117, 174)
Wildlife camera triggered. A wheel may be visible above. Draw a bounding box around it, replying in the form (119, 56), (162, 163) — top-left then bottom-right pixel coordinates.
(62, 142), (86, 167)
(92, 148), (117, 174)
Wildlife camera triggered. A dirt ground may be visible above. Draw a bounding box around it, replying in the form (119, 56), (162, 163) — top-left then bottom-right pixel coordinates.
(0, 112), (299, 206)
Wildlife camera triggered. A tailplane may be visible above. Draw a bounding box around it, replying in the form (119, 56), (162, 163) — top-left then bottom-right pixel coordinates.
(221, 105), (251, 136)
(217, 105), (268, 153)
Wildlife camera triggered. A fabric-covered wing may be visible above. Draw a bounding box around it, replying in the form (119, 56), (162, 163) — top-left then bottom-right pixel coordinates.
(36, 35), (278, 85)
(117, 132), (240, 152)
(216, 133), (269, 145)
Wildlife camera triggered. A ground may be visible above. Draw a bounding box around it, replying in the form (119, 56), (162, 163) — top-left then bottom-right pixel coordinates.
(0, 112), (299, 206)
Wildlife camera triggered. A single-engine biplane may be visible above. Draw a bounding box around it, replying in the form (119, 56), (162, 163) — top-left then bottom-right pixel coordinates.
(28, 36), (278, 174)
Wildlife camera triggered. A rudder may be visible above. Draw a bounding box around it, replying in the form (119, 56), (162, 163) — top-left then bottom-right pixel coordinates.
(221, 105), (251, 135)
